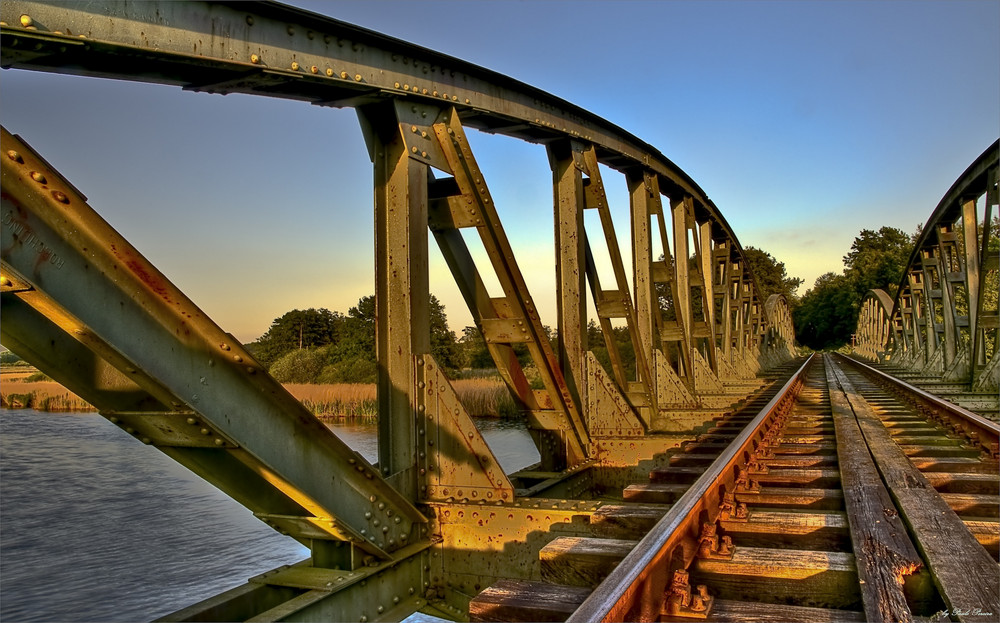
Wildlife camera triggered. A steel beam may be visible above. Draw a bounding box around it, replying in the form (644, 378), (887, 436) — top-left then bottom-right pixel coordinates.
(1, 128), (427, 562)
(853, 140), (998, 393)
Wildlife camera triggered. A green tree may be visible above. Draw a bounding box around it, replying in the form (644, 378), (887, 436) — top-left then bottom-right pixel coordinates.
(249, 308), (342, 367)
(743, 246), (803, 306)
(842, 226), (911, 300)
(269, 348), (328, 384)
(428, 294), (461, 370)
(331, 296), (376, 362)
(793, 272), (858, 350)
(460, 325), (495, 369)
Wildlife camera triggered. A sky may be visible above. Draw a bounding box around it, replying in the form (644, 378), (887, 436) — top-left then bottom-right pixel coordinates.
(1, 0), (997, 343)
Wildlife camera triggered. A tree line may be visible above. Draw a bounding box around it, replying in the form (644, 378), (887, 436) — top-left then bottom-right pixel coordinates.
(247, 295), (462, 384)
(245, 225), (918, 384)
(723, 228), (913, 352)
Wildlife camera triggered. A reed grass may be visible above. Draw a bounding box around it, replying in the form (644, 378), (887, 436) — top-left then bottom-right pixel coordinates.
(285, 377), (518, 419)
(0, 380), (94, 412)
(284, 383), (378, 419)
(1, 372), (519, 420)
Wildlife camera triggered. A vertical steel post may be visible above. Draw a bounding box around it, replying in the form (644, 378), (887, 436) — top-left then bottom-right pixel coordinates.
(549, 140), (587, 403)
(962, 198), (983, 369)
(629, 170), (657, 382)
(672, 197), (694, 380)
(697, 221), (718, 371)
(360, 102), (429, 501)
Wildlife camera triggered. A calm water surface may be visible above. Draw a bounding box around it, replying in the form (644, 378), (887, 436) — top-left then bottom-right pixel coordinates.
(0, 409), (537, 622)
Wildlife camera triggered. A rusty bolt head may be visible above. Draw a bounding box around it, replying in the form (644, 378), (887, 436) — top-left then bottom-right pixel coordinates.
(291, 61), (300, 71)
(52, 190), (69, 203)
(310, 65), (318, 74)
(326, 68), (334, 77)
(250, 54), (260, 64)
(30, 171), (46, 184)
(6, 150), (23, 163)
(340, 71), (348, 79)
(19, 14), (33, 27)
(233, 355), (243, 363)
(354, 74), (362, 81)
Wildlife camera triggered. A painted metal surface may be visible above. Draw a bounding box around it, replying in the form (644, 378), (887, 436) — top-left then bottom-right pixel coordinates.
(0, 2), (801, 620)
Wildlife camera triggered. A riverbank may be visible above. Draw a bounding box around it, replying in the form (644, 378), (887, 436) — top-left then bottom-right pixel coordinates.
(0, 367), (93, 411)
(1, 371), (517, 418)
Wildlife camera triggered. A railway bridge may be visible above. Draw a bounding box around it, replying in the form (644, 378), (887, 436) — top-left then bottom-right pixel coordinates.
(1, 2), (997, 622)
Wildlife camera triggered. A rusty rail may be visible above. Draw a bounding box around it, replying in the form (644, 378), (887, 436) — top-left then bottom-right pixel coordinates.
(834, 353), (1000, 457)
(566, 354), (815, 622)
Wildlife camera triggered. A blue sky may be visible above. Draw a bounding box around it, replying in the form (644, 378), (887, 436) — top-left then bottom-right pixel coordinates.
(1, 0), (997, 342)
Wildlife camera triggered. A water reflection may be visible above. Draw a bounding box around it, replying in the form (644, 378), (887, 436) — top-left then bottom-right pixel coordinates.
(323, 416), (540, 473)
(1, 410), (537, 622)
(0, 409), (308, 623)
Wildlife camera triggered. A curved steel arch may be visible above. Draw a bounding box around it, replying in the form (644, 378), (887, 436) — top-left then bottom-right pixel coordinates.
(1, 2), (799, 621)
(855, 289), (896, 362)
(854, 140), (999, 395)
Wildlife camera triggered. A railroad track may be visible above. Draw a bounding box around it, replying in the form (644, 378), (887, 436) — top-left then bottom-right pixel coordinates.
(470, 353), (999, 622)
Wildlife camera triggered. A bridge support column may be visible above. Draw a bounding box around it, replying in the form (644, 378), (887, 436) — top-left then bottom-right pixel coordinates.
(359, 102), (430, 501)
(548, 139), (588, 406)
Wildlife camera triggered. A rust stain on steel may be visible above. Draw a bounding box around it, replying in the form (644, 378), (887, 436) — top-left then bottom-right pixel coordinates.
(109, 243), (174, 305)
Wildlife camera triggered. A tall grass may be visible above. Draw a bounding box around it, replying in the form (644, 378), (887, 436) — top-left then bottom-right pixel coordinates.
(285, 383), (378, 419)
(1, 372), (519, 420)
(285, 377), (518, 419)
(0, 380), (94, 412)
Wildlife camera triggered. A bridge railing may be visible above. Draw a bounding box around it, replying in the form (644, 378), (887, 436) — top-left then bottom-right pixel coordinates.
(853, 140), (999, 394)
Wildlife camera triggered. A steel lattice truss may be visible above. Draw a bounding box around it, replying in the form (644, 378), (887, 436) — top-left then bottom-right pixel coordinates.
(0, 2), (798, 621)
(854, 141), (999, 401)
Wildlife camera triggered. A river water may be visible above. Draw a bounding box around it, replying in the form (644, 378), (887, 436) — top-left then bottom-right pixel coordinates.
(0, 409), (538, 622)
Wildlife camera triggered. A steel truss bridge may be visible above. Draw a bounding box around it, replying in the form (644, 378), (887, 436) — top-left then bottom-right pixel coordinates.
(853, 141), (999, 415)
(0, 2), (996, 622)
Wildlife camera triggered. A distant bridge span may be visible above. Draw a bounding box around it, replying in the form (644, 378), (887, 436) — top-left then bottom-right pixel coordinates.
(854, 140), (999, 415)
(0, 1), (825, 621)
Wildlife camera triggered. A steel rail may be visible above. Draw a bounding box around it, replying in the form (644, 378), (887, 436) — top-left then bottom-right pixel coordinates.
(0, 0), (769, 308)
(834, 353), (1000, 454)
(566, 354), (814, 623)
